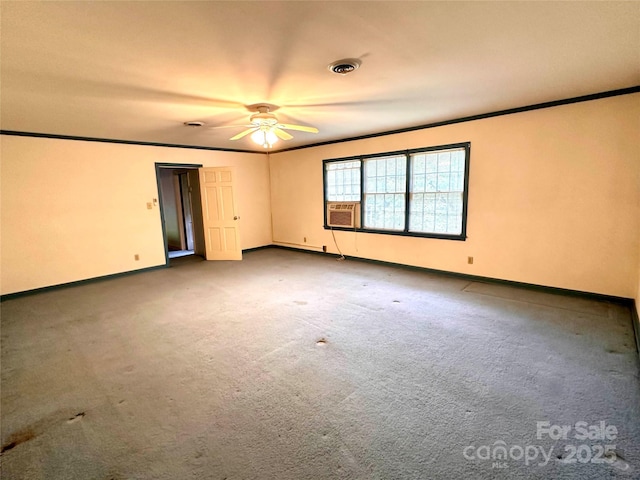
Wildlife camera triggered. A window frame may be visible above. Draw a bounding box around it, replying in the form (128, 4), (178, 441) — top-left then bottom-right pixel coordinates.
(323, 142), (470, 241)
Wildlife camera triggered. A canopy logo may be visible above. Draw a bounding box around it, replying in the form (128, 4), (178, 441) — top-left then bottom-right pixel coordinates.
(463, 420), (623, 470)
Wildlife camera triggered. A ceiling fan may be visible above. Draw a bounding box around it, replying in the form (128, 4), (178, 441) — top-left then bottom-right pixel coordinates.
(228, 104), (319, 148)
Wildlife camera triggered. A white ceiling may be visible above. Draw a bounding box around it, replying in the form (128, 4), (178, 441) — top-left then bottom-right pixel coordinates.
(1, 1), (639, 153)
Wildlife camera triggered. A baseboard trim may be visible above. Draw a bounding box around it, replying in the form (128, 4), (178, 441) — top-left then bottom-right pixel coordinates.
(242, 245), (277, 254)
(268, 244), (633, 307)
(632, 301), (640, 362)
(0, 264), (168, 302)
(271, 243), (331, 257)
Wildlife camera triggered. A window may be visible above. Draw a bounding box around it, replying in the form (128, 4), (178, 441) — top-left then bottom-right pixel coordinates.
(363, 155), (406, 230)
(409, 148), (466, 235)
(323, 142), (470, 240)
(325, 160), (361, 201)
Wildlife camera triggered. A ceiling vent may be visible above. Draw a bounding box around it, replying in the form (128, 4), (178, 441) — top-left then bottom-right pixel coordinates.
(328, 58), (361, 75)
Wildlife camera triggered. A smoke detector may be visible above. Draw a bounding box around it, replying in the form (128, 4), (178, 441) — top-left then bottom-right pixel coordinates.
(328, 58), (361, 75)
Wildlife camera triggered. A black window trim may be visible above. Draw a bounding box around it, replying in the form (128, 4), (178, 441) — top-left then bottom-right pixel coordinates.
(323, 141), (471, 241)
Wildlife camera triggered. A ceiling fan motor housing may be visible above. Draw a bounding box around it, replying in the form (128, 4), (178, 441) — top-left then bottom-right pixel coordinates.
(250, 112), (278, 126)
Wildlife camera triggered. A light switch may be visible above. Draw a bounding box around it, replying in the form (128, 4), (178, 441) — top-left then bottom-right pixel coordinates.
(147, 202), (153, 210)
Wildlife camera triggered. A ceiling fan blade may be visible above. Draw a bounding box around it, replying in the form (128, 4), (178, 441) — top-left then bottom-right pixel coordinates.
(284, 101), (380, 108)
(273, 128), (293, 140)
(230, 128), (257, 140)
(278, 123), (319, 134)
(41, 75), (247, 108)
(208, 124), (253, 130)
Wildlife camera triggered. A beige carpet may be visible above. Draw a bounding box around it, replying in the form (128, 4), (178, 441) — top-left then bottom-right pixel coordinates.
(1, 248), (638, 479)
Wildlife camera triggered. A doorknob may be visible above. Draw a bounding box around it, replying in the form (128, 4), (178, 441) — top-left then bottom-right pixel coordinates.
(234, 216), (240, 220)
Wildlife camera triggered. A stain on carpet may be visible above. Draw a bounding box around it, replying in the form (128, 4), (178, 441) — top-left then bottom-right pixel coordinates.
(67, 412), (85, 424)
(610, 450), (631, 472)
(1, 409), (87, 454)
(1, 428), (35, 453)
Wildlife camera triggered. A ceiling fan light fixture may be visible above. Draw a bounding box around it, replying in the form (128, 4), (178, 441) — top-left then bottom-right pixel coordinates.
(228, 103), (318, 146)
(328, 58), (361, 75)
(251, 127), (278, 148)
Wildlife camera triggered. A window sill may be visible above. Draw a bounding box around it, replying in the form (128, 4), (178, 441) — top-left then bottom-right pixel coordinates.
(323, 225), (466, 241)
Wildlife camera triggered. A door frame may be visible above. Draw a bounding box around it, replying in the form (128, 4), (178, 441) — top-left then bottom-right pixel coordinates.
(155, 162), (203, 266)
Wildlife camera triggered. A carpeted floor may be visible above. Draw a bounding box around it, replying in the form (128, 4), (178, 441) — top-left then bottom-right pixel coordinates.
(1, 248), (638, 479)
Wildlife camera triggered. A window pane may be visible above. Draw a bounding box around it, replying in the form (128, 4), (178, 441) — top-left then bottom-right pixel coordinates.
(363, 155), (406, 230)
(413, 154), (425, 174)
(425, 155), (437, 173)
(364, 193), (405, 230)
(326, 160), (361, 201)
(438, 152), (451, 172)
(366, 177), (376, 192)
(437, 173), (450, 191)
(409, 147), (466, 234)
(425, 173), (437, 192)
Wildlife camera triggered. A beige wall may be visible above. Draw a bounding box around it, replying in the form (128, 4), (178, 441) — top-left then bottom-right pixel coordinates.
(270, 94), (640, 298)
(2, 95), (637, 298)
(0, 136), (272, 295)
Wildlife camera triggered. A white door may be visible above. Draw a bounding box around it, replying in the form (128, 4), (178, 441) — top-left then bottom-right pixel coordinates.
(198, 167), (242, 260)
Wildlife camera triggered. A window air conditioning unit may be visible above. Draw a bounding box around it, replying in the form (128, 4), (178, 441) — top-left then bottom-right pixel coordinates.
(327, 202), (360, 228)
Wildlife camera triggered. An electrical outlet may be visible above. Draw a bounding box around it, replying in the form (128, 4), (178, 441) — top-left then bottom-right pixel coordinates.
(304, 237), (307, 243)
(468, 256), (473, 264)
(134, 254), (140, 261)
(322, 245), (327, 253)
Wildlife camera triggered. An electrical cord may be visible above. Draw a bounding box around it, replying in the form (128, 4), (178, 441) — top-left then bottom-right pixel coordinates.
(330, 227), (346, 261)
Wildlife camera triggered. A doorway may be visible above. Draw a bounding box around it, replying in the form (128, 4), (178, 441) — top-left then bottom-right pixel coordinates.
(155, 163), (205, 263)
